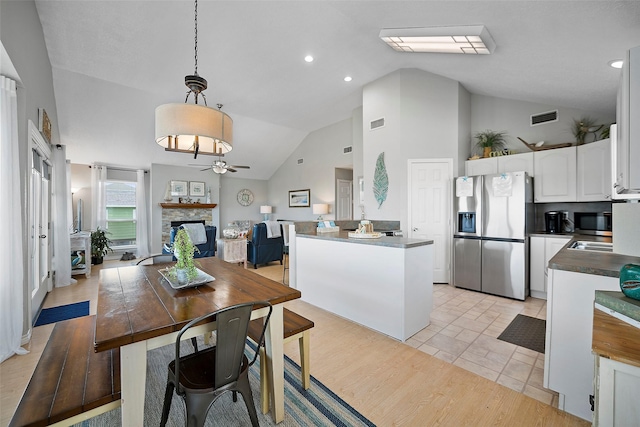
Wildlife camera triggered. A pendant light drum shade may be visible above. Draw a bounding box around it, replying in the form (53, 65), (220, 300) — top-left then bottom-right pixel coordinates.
(155, 103), (233, 155)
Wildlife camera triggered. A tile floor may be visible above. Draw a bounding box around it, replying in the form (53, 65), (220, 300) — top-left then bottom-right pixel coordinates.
(405, 284), (559, 407)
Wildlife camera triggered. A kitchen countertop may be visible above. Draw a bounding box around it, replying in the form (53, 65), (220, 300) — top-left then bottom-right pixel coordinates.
(296, 230), (433, 249)
(595, 290), (640, 323)
(548, 234), (640, 278)
(529, 232), (576, 238)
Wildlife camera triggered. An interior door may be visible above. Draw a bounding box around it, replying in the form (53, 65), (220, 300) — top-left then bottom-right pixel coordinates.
(336, 179), (353, 220)
(409, 159), (452, 283)
(29, 130), (52, 322)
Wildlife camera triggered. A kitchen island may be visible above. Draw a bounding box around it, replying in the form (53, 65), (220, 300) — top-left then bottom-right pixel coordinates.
(294, 230), (434, 342)
(544, 234), (640, 421)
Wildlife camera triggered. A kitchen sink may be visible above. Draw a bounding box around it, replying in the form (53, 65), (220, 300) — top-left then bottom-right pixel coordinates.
(568, 241), (613, 252)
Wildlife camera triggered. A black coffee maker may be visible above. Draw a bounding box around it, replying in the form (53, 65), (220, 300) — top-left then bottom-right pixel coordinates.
(545, 211), (563, 233)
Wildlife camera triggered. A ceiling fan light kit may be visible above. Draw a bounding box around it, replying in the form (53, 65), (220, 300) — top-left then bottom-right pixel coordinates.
(155, 0), (233, 159)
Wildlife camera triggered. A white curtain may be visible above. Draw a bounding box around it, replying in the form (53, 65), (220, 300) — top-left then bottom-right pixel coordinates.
(0, 76), (28, 362)
(135, 169), (150, 258)
(90, 164), (107, 231)
(51, 149), (73, 287)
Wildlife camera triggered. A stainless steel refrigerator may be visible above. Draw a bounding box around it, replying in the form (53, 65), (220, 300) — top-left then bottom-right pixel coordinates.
(453, 171), (533, 300)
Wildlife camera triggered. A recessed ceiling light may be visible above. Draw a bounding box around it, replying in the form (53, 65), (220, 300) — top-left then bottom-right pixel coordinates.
(304, 55), (314, 63)
(344, 76), (352, 82)
(609, 59), (623, 69)
(379, 25), (496, 55)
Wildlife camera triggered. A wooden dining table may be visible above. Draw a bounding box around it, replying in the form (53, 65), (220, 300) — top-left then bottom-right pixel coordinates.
(94, 256), (301, 425)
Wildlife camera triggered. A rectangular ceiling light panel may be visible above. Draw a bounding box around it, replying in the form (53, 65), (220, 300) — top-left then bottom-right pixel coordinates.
(380, 25), (495, 55)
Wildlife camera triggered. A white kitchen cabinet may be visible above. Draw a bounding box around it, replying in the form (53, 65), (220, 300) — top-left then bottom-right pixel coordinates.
(529, 235), (571, 300)
(594, 356), (640, 426)
(544, 268), (619, 421)
(498, 152), (534, 176)
(534, 146), (577, 202)
(577, 139), (612, 201)
(465, 157), (498, 176)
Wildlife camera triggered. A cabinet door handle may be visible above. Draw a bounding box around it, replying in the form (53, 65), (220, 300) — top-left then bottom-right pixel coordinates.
(39, 234), (47, 239)
(412, 228), (418, 232)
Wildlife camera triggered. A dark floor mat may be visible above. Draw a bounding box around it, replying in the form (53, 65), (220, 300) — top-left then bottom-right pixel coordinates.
(497, 314), (546, 354)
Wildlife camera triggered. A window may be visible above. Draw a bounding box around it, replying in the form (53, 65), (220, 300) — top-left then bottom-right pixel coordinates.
(105, 180), (137, 248)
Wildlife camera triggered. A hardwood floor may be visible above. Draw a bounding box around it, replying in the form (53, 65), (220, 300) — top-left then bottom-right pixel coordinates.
(0, 260), (589, 426)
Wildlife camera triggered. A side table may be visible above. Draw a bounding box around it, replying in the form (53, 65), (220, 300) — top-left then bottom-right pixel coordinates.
(217, 238), (247, 269)
(70, 231), (91, 278)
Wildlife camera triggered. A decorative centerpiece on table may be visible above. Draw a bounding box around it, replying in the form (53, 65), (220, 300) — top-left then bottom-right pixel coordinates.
(474, 130), (507, 158)
(347, 220), (383, 239)
(169, 228), (200, 285)
(620, 264), (640, 301)
(90, 227), (113, 265)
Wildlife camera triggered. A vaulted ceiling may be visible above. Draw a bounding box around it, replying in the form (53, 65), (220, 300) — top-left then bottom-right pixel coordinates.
(34, 1), (640, 179)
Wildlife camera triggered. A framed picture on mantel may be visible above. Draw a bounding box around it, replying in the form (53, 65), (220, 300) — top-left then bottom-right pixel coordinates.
(170, 180), (187, 196)
(189, 181), (205, 197)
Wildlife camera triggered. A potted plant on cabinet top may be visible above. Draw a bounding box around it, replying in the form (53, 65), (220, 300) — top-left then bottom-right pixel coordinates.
(170, 228), (200, 284)
(474, 130), (507, 158)
(91, 227), (113, 265)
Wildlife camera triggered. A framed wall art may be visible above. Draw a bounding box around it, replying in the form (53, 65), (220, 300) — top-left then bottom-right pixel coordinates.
(189, 181), (205, 197)
(289, 189), (310, 207)
(170, 180), (188, 196)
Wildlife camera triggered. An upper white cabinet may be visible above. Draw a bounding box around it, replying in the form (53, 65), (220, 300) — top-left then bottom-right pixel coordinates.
(534, 146), (577, 202)
(465, 157), (497, 176)
(498, 152), (534, 176)
(577, 138), (611, 201)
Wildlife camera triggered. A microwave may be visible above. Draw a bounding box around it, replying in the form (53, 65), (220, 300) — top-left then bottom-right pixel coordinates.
(574, 212), (612, 236)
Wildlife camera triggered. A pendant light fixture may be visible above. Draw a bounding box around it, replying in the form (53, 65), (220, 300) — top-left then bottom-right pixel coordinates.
(155, 0), (233, 159)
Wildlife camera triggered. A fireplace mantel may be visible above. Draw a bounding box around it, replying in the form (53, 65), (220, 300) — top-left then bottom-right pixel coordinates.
(159, 203), (217, 209)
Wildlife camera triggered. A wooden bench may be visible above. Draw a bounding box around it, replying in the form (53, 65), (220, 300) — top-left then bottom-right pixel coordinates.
(247, 308), (314, 414)
(9, 315), (121, 427)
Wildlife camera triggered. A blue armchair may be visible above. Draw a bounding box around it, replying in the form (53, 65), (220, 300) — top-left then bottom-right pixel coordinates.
(163, 222), (216, 258)
(247, 223), (283, 268)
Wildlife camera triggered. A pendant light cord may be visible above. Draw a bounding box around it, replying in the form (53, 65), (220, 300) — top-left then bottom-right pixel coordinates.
(194, 0), (199, 76)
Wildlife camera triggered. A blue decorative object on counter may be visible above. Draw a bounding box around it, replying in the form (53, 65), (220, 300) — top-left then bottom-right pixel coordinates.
(620, 264), (640, 300)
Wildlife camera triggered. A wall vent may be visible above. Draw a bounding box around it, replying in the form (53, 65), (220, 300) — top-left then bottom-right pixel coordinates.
(370, 118), (385, 130)
(531, 110), (558, 126)
(343, 146), (353, 154)
(297, 158), (304, 164)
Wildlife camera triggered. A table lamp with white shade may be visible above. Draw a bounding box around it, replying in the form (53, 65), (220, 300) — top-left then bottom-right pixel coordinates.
(312, 203), (329, 221)
(260, 205), (272, 221)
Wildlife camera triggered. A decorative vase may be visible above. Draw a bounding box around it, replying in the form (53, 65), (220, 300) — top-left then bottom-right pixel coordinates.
(620, 264), (640, 300)
(163, 181), (173, 202)
(483, 147), (492, 158)
(223, 223), (240, 239)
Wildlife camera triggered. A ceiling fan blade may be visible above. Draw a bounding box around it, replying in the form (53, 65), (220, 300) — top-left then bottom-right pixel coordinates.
(227, 167), (238, 173)
(230, 165), (250, 169)
(200, 168), (210, 172)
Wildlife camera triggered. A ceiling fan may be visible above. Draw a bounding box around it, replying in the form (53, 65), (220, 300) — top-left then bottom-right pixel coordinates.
(191, 158), (250, 174)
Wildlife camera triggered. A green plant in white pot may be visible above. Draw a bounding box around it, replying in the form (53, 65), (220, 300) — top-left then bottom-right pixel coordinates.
(170, 228), (200, 284)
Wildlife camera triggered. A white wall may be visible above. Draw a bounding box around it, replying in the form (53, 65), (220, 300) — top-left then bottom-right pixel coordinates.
(362, 68), (466, 232)
(1, 0), (60, 335)
(267, 118), (354, 221)
(469, 94), (616, 156)
(219, 177), (269, 226)
(150, 164), (221, 252)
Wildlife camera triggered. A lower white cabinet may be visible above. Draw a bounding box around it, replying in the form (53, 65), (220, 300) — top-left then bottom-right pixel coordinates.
(594, 357), (640, 426)
(544, 269), (619, 421)
(529, 235), (571, 299)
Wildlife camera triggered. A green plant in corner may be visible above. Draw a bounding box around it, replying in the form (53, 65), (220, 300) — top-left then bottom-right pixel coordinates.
(571, 116), (603, 145)
(91, 227), (113, 265)
(170, 228), (200, 284)
(474, 130), (507, 158)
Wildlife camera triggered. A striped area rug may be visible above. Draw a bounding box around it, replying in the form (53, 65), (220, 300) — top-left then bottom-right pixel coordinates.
(75, 339), (375, 426)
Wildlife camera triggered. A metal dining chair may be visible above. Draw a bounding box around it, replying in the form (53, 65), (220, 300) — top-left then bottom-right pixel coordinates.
(160, 301), (273, 427)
